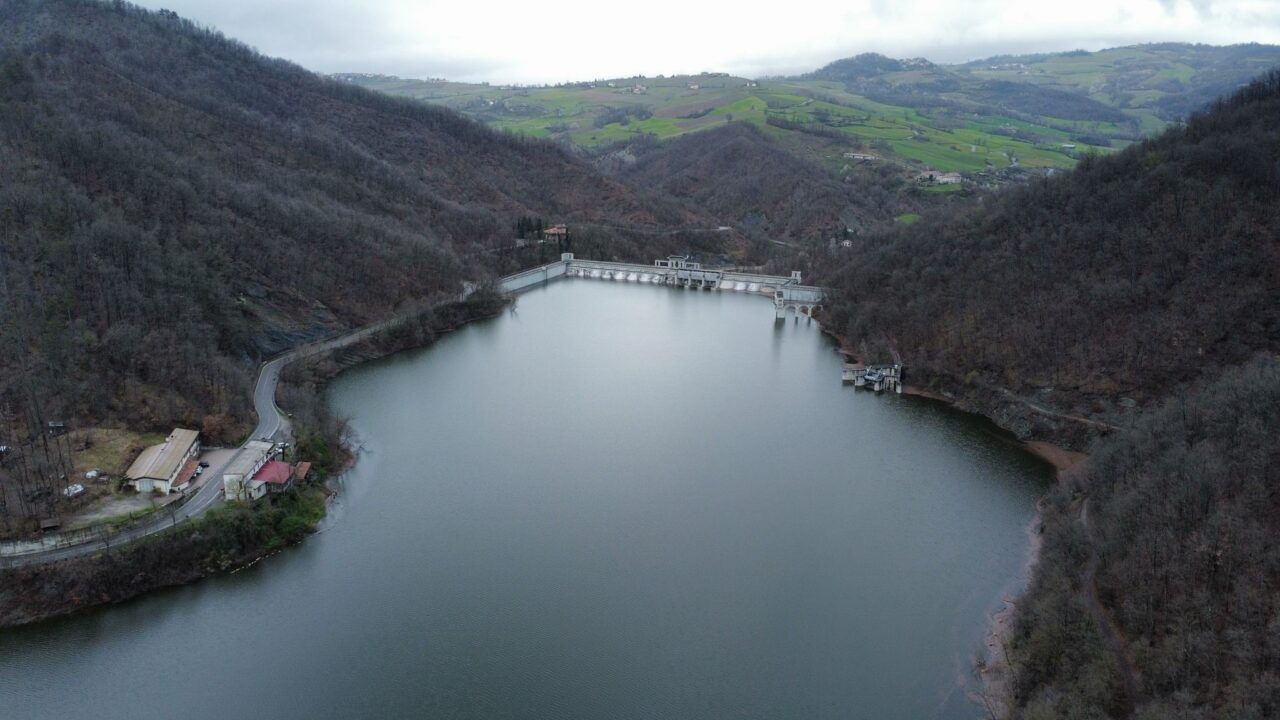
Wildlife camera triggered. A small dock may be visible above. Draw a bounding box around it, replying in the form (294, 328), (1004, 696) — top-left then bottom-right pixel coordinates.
(843, 363), (903, 393)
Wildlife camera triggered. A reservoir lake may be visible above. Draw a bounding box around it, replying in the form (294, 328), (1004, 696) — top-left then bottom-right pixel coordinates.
(0, 279), (1050, 719)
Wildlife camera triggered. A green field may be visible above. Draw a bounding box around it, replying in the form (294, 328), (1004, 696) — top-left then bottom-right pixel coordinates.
(334, 44), (1280, 174)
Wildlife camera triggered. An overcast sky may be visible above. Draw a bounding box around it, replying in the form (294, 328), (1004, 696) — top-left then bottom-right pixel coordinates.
(137, 0), (1280, 84)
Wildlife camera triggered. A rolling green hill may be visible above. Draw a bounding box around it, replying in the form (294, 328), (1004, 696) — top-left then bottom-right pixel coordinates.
(335, 43), (1280, 175)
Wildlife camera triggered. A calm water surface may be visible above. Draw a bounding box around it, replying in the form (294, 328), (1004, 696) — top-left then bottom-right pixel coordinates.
(0, 280), (1049, 719)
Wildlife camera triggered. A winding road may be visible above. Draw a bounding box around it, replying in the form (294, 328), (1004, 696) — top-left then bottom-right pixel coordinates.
(0, 352), (298, 567)
(1, 261), (690, 567)
(0, 313), (411, 568)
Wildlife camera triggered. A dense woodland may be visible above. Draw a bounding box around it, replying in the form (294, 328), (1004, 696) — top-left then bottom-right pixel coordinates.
(1006, 358), (1280, 718)
(822, 70), (1280, 447)
(604, 123), (932, 240)
(0, 1), (704, 439)
(2, 1), (1279, 715)
(0, 0), (728, 530)
(823, 73), (1280, 717)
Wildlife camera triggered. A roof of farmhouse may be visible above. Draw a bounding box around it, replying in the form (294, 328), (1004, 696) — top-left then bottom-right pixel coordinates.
(125, 428), (199, 481)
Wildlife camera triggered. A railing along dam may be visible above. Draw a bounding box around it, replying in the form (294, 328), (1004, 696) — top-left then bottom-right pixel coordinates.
(497, 254), (824, 319)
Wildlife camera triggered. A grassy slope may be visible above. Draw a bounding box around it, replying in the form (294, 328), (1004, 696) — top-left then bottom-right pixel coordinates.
(335, 43), (1280, 173)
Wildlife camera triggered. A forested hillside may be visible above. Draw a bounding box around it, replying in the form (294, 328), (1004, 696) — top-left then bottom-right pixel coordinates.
(1007, 357), (1280, 718)
(0, 0), (693, 442)
(600, 124), (931, 239)
(822, 70), (1280, 447)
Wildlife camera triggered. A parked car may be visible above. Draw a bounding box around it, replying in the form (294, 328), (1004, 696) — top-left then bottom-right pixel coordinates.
(62, 484), (86, 498)
(194, 466), (204, 476)
(198, 460), (210, 468)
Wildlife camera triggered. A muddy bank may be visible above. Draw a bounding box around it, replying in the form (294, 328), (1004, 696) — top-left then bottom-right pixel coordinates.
(972, 505), (1045, 719)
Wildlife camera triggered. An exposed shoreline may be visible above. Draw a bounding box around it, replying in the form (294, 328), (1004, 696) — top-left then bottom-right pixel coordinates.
(897, 384), (1084, 719)
(824, 322), (1087, 472)
(818, 320), (1087, 718)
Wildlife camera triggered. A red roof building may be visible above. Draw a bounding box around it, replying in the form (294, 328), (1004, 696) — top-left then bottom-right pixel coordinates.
(253, 460), (293, 486)
(173, 458), (200, 492)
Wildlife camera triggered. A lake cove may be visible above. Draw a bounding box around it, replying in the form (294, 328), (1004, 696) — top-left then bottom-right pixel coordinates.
(0, 279), (1049, 720)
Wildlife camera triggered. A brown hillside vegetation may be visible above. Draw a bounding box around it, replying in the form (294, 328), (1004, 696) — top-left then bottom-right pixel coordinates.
(607, 123), (929, 240)
(822, 69), (1280, 718)
(1008, 357), (1280, 718)
(0, 0), (694, 442)
(822, 71), (1280, 447)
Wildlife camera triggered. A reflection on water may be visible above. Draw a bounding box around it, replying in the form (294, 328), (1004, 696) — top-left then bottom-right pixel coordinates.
(0, 280), (1048, 720)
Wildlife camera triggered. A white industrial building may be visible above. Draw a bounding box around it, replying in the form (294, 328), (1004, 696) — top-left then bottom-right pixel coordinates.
(125, 428), (201, 494)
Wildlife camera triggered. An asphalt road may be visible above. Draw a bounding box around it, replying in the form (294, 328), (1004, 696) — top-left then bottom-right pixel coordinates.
(0, 354), (297, 567)
(1, 269), (542, 567)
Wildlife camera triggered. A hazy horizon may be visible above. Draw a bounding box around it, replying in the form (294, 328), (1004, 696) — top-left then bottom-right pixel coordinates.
(133, 0), (1280, 84)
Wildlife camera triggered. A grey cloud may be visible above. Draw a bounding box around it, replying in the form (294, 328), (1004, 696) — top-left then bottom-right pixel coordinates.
(138, 0), (1280, 83)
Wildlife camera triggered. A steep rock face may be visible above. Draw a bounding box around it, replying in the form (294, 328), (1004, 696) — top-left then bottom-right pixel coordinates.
(0, 0), (687, 433)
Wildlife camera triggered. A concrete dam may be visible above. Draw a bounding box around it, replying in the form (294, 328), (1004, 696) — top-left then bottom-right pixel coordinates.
(498, 254), (825, 320)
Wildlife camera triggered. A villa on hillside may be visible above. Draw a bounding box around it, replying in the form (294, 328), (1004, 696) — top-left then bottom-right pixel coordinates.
(125, 428), (201, 494)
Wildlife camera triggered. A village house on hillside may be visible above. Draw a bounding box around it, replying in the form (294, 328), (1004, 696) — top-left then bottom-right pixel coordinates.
(543, 223), (568, 241)
(125, 428), (200, 494)
(915, 169), (963, 185)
